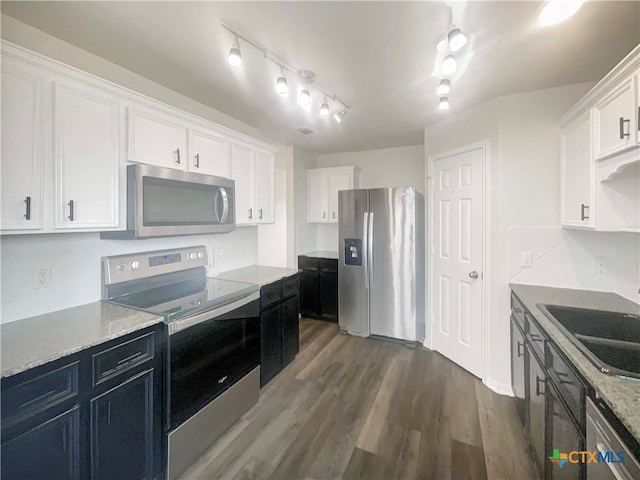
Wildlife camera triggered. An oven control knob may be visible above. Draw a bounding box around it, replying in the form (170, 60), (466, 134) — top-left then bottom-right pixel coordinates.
(117, 263), (126, 272)
(130, 261), (140, 270)
(188, 252), (197, 260)
(197, 252), (204, 259)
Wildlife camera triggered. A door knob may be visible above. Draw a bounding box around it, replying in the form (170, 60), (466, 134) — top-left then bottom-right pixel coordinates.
(469, 271), (479, 279)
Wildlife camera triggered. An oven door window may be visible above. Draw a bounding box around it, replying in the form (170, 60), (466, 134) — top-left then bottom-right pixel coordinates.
(169, 301), (260, 430)
(143, 176), (232, 226)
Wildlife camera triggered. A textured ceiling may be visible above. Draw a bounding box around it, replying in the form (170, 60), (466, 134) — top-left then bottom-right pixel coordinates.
(2, 1), (639, 154)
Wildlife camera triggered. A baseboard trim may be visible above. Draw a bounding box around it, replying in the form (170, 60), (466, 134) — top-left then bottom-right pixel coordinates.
(483, 377), (514, 397)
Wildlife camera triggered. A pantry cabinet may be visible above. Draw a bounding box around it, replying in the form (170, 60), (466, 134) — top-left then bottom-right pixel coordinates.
(54, 80), (121, 229)
(307, 166), (356, 223)
(0, 59), (45, 231)
(254, 150), (275, 223)
(188, 128), (229, 177)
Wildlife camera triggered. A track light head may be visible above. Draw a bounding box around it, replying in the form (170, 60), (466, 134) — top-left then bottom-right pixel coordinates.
(227, 37), (242, 68)
(298, 89), (311, 108)
(334, 109), (346, 123)
(437, 79), (451, 96)
(319, 101), (330, 116)
(441, 55), (457, 75)
(439, 97), (450, 111)
(447, 28), (467, 52)
(538, 0), (584, 26)
(276, 76), (289, 96)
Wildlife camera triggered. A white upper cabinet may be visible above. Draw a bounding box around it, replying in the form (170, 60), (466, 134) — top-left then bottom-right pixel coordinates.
(188, 129), (229, 177)
(254, 150), (275, 224)
(1, 58), (44, 231)
(127, 106), (187, 170)
(561, 113), (594, 228)
(230, 143), (255, 224)
(593, 75), (636, 160)
(636, 69), (640, 146)
(54, 80), (121, 229)
(307, 166), (356, 223)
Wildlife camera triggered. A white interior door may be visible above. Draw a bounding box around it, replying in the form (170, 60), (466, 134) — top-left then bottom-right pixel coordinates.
(431, 145), (484, 378)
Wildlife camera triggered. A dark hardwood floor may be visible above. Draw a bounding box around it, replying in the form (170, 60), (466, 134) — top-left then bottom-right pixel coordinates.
(179, 319), (538, 480)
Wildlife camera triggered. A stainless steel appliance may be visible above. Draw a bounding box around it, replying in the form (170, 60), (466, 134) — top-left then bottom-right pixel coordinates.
(102, 246), (260, 479)
(338, 187), (425, 343)
(101, 164), (235, 239)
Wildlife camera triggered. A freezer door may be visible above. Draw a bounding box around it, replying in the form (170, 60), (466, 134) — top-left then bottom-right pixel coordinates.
(338, 189), (370, 336)
(369, 187), (417, 341)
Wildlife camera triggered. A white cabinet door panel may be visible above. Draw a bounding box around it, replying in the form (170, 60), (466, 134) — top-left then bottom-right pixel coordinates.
(327, 171), (352, 223)
(561, 114), (594, 228)
(54, 81), (120, 229)
(189, 129), (229, 177)
(254, 150), (275, 223)
(593, 76), (636, 159)
(230, 143), (254, 224)
(308, 172), (329, 223)
(128, 106), (187, 170)
(1, 60), (44, 231)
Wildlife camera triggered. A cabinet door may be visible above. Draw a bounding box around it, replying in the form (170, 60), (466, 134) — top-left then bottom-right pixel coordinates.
(189, 128), (229, 177)
(90, 369), (154, 480)
(561, 113), (594, 228)
(308, 171), (329, 223)
(54, 81), (120, 229)
(510, 320), (526, 425)
(1, 60), (44, 231)
(1, 406), (80, 480)
(319, 270), (339, 322)
(254, 150), (275, 223)
(128, 106), (187, 170)
(230, 143), (255, 224)
(300, 270), (320, 318)
(593, 75), (636, 159)
(527, 346), (547, 479)
(548, 382), (583, 480)
(260, 304), (282, 387)
(282, 296), (300, 365)
(327, 171), (352, 223)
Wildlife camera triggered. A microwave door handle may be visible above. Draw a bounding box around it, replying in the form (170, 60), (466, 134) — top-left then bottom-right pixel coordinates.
(220, 188), (229, 222)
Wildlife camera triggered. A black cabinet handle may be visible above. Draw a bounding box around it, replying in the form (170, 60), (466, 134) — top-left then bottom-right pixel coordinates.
(333, 211), (336, 220)
(195, 153), (200, 168)
(637, 106), (640, 132)
(619, 117), (630, 139)
(175, 148), (181, 164)
(259, 208), (263, 220)
(68, 200), (75, 221)
(580, 203), (589, 221)
(24, 196), (31, 220)
(517, 341), (524, 358)
(323, 211), (326, 219)
(535, 376), (545, 397)
(249, 208), (253, 219)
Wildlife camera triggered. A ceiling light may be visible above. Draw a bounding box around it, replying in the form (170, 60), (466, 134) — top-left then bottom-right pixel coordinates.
(227, 37), (242, 68)
(275, 76), (289, 96)
(441, 55), (457, 75)
(319, 99), (330, 116)
(437, 79), (451, 96)
(537, 0), (584, 26)
(439, 97), (450, 111)
(447, 28), (467, 52)
(334, 110), (346, 123)
(298, 89), (311, 108)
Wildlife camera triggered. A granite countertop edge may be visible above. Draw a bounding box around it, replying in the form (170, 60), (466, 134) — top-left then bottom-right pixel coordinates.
(216, 265), (301, 287)
(510, 283), (640, 442)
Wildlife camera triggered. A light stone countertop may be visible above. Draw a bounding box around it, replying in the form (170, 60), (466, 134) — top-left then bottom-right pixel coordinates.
(216, 265), (300, 288)
(299, 250), (340, 260)
(510, 284), (640, 442)
(1, 301), (164, 378)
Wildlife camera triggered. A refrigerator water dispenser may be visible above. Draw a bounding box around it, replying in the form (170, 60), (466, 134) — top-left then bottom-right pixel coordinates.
(344, 238), (362, 266)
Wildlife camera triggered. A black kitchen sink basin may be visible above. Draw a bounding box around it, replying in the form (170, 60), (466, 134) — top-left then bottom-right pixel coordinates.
(536, 304), (640, 378)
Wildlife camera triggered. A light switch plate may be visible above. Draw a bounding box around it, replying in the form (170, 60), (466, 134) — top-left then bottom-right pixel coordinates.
(520, 251), (533, 268)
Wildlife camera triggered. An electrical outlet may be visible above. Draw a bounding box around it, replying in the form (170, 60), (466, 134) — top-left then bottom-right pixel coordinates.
(34, 266), (51, 289)
(594, 256), (608, 274)
(520, 251), (533, 268)
(217, 248), (224, 258)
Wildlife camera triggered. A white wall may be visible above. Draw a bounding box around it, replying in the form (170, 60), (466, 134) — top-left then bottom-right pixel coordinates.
(425, 82), (597, 394)
(314, 144), (425, 251)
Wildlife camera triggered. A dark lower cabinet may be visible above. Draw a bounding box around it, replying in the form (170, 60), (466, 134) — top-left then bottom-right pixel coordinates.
(527, 344), (547, 477)
(318, 269), (338, 321)
(261, 304), (283, 387)
(282, 296), (300, 364)
(90, 369), (154, 480)
(548, 381), (584, 480)
(298, 255), (338, 322)
(1, 406), (81, 480)
(300, 270), (320, 318)
(510, 317), (526, 425)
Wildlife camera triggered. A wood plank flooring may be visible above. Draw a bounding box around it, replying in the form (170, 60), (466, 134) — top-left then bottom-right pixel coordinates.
(179, 319), (538, 480)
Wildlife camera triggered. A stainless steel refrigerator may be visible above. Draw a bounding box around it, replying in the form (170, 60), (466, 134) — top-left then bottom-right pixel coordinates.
(338, 187), (425, 343)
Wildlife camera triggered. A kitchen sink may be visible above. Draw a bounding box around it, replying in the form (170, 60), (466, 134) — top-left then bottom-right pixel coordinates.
(536, 304), (640, 378)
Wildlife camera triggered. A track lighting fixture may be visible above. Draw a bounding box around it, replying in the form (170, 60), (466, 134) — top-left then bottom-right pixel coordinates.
(334, 110), (346, 123)
(437, 79), (451, 96)
(537, 0), (584, 26)
(275, 69), (289, 96)
(298, 89), (311, 108)
(441, 55), (457, 75)
(447, 27), (467, 52)
(319, 98), (330, 116)
(227, 36), (242, 68)
(439, 97), (450, 111)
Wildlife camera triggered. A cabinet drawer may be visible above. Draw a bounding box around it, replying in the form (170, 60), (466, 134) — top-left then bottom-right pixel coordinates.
(298, 256), (318, 271)
(526, 313), (546, 362)
(282, 276), (299, 299)
(92, 332), (154, 386)
(2, 362), (79, 428)
(260, 281), (282, 310)
(548, 342), (585, 429)
(511, 293), (526, 332)
(318, 258), (338, 272)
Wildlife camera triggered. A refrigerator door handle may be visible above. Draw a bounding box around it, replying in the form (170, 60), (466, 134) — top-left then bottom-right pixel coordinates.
(368, 212), (374, 283)
(363, 211), (369, 289)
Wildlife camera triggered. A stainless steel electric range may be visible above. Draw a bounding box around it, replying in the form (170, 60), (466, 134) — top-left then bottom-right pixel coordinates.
(102, 246), (260, 479)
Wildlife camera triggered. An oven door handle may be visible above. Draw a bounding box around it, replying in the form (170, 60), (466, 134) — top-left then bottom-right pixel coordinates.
(168, 291), (260, 335)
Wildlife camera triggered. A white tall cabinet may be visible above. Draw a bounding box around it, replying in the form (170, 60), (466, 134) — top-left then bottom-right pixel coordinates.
(230, 143), (276, 225)
(307, 166), (356, 223)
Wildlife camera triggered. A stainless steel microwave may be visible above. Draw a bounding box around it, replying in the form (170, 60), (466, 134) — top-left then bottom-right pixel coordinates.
(101, 164), (235, 239)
